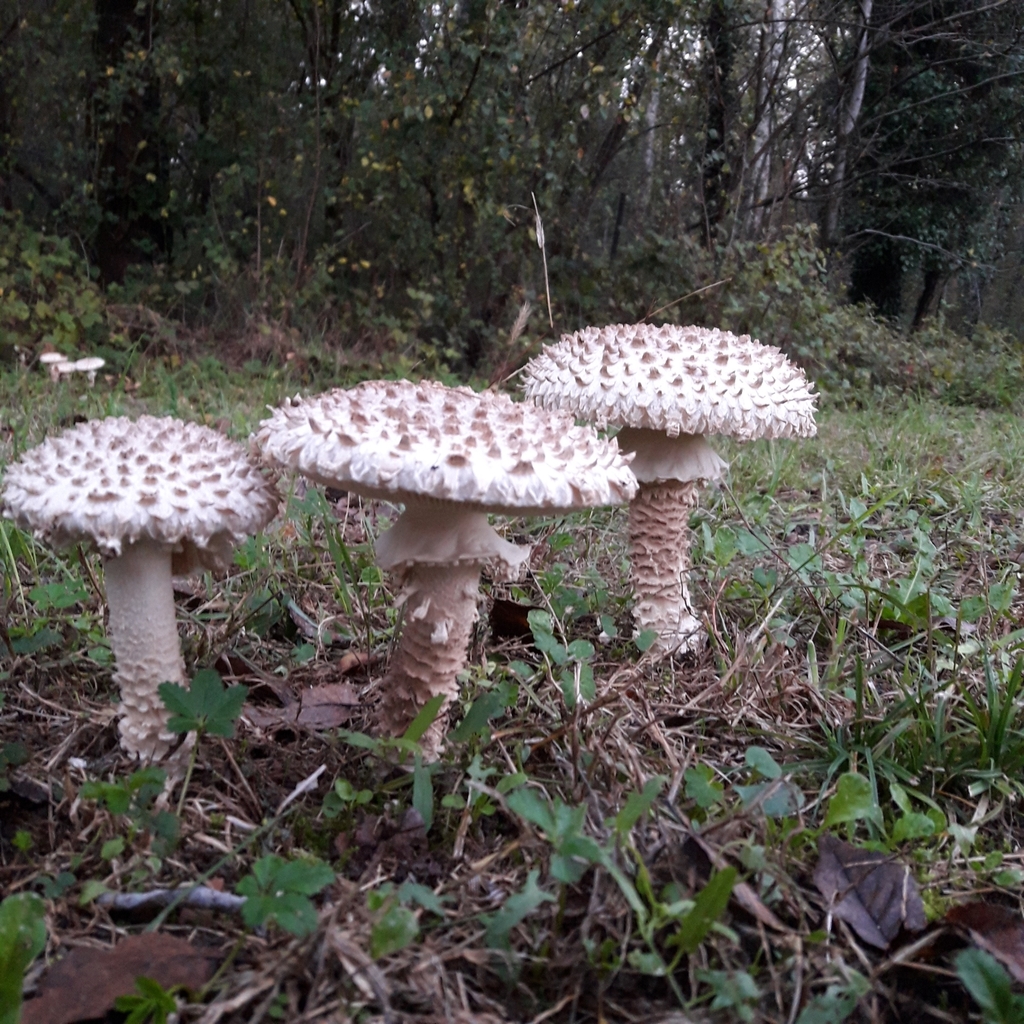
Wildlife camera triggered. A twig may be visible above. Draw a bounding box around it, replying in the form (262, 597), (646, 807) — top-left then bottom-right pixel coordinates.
(532, 192), (553, 328)
(97, 886), (246, 914)
(276, 763), (327, 815)
(645, 277), (732, 321)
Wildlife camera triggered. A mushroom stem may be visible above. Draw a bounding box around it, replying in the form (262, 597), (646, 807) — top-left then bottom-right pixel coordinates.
(376, 562), (481, 759)
(103, 540), (186, 760)
(628, 480), (703, 653)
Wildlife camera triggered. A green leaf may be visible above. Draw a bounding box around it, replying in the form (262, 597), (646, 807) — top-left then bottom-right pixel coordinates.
(989, 581), (1016, 616)
(955, 948), (1024, 1023)
(628, 949), (668, 975)
(892, 812), (936, 843)
(823, 773), (880, 829)
(451, 683), (515, 742)
(684, 765), (725, 809)
(412, 758), (434, 831)
(506, 788), (555, 833)
(634, 629), (658, 653)
(402, 694), (446, 744)
(158, 670), (247, 737)
(115, 976), (177, 1024)
(0, 893), (46, 1024)
(237, 855), (334, 937)
(614, 776), (665, 837)
(671, 868), (737, 954)
(483, 870), (554, 949)
(745, 746), (782, 779)
(496, 772), (527, 795)
(78, 880), (109, 906)
(396, 881), (447, 916)
(795, 971), (869, 1024)
(371, 904), (419, 958)
(101, 837), (125, 860)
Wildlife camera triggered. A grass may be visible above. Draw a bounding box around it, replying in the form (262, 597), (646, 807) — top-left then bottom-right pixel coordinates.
(3, 354), (1024, 1022)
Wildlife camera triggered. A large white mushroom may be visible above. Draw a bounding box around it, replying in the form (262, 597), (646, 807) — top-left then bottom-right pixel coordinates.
(255, 379), (637, 757)
(523, 323), (817, 653)
(1, 416), (279, 759)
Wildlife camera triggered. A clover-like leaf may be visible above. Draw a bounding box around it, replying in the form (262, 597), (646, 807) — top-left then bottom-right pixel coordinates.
(159, 669), (247, 737)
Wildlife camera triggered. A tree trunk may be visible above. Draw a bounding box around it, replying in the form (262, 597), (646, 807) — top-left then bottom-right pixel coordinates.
(823, 0), (874, 251)
(92, 0), (170, 284)
(701, 0), (736, 248)
(910, 267), (945, 331)
(745, 0), (785, 238)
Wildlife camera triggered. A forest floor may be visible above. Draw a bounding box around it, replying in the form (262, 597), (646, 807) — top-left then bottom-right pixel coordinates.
(3, 355), (1024, 1023)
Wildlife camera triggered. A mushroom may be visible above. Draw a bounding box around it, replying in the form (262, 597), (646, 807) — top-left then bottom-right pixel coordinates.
(255, 379), (637, 757)
(72, 356), (106, 386)
(523, 323), (817, 653)
(39, 352), (70, 382)
(1, 416), (279, 759)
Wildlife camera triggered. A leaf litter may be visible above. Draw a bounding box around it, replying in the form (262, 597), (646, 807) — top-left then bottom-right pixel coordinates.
(5, 399), (1024, 1021)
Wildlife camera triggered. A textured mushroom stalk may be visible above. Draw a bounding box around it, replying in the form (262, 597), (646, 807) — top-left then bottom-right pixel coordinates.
(256, 380), (636, 757)
(103, 541), (186, 760)
(377, 563), (481, 759)
(628, 480), (703, 654)
(374, 501), (528, 758)
(1, 415), (278, 762)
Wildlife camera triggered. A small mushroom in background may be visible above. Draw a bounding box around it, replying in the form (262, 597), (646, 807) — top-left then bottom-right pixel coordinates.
(256, 379), (637, 758)
(523, 323), (817, 654)
(1, 416), (279, 760)
(71, 356), (106, 386)
(39, 351), (70, 381)
(38, 353), (106, 385)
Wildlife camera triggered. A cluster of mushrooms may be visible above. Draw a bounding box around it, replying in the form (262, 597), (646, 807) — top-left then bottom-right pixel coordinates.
(0, 324), (817, 762)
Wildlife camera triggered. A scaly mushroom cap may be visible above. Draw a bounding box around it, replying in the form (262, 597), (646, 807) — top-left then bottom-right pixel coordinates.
(255, 379), (638, 514)
(522, 323), (818, 440)
(1, 415), (279, 573)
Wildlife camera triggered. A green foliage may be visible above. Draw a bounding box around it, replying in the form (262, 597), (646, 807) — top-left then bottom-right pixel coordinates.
(506, 788), (604, 885)
(956, 949), (1024, 1024)
(795, 970), (870, 1024)
(695, 968), (760, 1022)
(822, 773), (882, 831)
(528, 609), (595, 710)
(237, 855), (335, 937)
(366, 881), (448, 959)
(114, 977), (179, 1024)
(321, 778), (374, 820)
(159, 669), (247, 738)
(0, 740), (29, 794)
(0, 893), (47, 1024)
(79, 766), (179, 858)
(0, 213), (105, 363)
(483, 870), (555, 951)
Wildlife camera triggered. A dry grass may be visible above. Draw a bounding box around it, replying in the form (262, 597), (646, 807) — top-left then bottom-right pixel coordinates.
(4, 365), (1024, 1022)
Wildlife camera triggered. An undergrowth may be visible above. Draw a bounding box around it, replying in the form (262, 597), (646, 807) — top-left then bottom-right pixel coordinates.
(3, 354), (1024, 1022)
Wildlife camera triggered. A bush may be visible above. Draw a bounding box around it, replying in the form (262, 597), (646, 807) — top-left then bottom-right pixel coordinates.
(0, 213), (106, 364)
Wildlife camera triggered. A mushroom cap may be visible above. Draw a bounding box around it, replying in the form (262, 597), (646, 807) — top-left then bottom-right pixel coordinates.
(255, 379), (637, 514)
(72, 357), (106, 373)
(1, 415), (279, 572)
(39, 352), (69, 365)
(522, 323), (818, 440)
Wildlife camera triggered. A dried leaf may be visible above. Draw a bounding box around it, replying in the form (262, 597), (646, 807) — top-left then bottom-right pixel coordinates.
(813, 834), (926, 949)
(244, 682), (357, 730)
(947, 902), (1024, 983)
(490, 598), (543, 643)
(21, 933), (216, 1024)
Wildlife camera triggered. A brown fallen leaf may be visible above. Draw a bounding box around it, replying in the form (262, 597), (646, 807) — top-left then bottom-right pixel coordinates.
(21, 933), (217, 1024)
(244, 682), (358, 730)
(490, 598), (543, 643)
(337, 649), (375, 674)
(947, 902), (1024, 983)
(813, 834), (927, 949)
